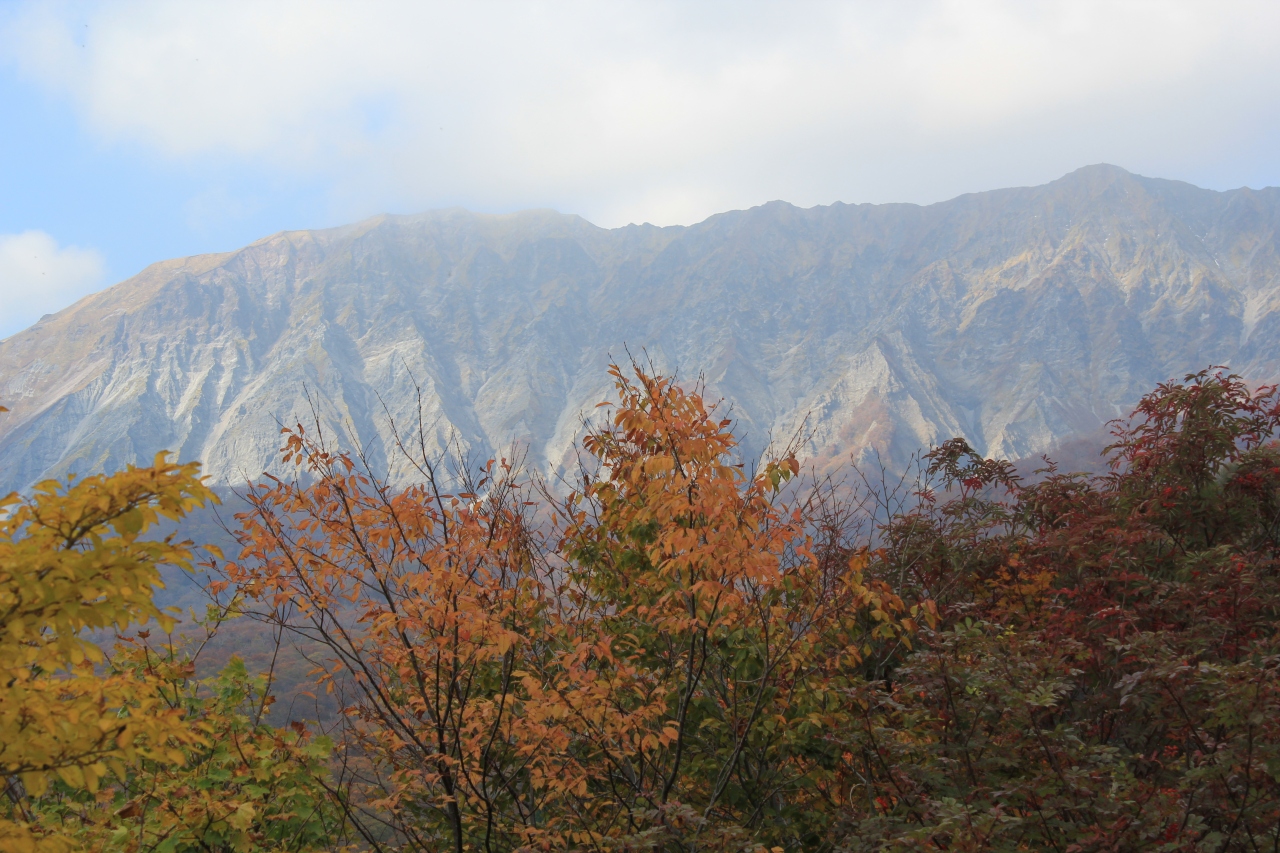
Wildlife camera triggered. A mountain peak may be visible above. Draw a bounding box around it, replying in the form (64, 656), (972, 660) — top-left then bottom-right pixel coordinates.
(1062, 162), (1135, 180)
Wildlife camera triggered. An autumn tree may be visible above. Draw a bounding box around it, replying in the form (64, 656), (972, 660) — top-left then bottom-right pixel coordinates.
(220, 417), (552, 852)
(220, 365), (925, 852)
(830, 369), (1280, 851)
(1, 453), (215, 851)
(522, 366), (925, 850)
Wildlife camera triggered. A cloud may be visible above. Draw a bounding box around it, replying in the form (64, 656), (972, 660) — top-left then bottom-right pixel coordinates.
(3, 1), (1279, 228)
(0, 232), (105, 339)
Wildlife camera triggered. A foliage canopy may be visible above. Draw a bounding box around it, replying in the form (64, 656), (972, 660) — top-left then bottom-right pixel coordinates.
(8, 365), (1280, 851)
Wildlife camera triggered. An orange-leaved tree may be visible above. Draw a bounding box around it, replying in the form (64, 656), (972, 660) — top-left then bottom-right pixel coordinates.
(221, 365), (927, 852)
(522, 365), (926, 850)
(221, 422), (550, 852)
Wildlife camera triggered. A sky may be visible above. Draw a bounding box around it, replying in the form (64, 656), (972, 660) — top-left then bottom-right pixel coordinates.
(1, 0), (1278, 338)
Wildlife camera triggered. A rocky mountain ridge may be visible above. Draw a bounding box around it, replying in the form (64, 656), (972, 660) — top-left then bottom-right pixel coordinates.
(2, 164), (1278, 493)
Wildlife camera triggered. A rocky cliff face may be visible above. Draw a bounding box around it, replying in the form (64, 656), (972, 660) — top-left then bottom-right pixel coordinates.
(2, 164), (1278, 492)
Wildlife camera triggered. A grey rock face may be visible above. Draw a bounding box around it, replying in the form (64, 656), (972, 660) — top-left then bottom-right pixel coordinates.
(2, 165), (1278, 492)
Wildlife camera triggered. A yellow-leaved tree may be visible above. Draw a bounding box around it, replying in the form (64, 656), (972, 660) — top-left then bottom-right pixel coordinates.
(0, 434), (217, 853)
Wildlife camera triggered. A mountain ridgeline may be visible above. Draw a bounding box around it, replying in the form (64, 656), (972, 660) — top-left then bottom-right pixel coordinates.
(2, 164), (1278, 493)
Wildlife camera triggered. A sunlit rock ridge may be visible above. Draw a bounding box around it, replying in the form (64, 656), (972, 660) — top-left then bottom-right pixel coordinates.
(2, 164), (1279, 492)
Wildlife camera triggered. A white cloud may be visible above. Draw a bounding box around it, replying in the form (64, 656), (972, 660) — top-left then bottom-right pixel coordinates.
(0, 232), (105, 339)
(3, 1), (1279, 227)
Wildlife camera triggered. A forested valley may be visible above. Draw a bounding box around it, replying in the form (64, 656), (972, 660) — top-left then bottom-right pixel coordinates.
(4, 363), (1280, 852)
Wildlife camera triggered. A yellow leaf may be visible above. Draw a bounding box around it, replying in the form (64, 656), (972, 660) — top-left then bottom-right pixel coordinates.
(55, 765), (83, 789)
(226, 801), (256, 831)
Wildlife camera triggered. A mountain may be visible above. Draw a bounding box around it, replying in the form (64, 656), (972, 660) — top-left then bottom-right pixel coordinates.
(2, 164), (1279, 493)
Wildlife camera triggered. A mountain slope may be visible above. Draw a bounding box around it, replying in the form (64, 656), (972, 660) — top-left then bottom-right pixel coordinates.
(2, 165), (1278, 492)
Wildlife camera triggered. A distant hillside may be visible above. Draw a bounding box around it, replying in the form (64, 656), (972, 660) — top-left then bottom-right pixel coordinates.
(2, 164), (1278, 493)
